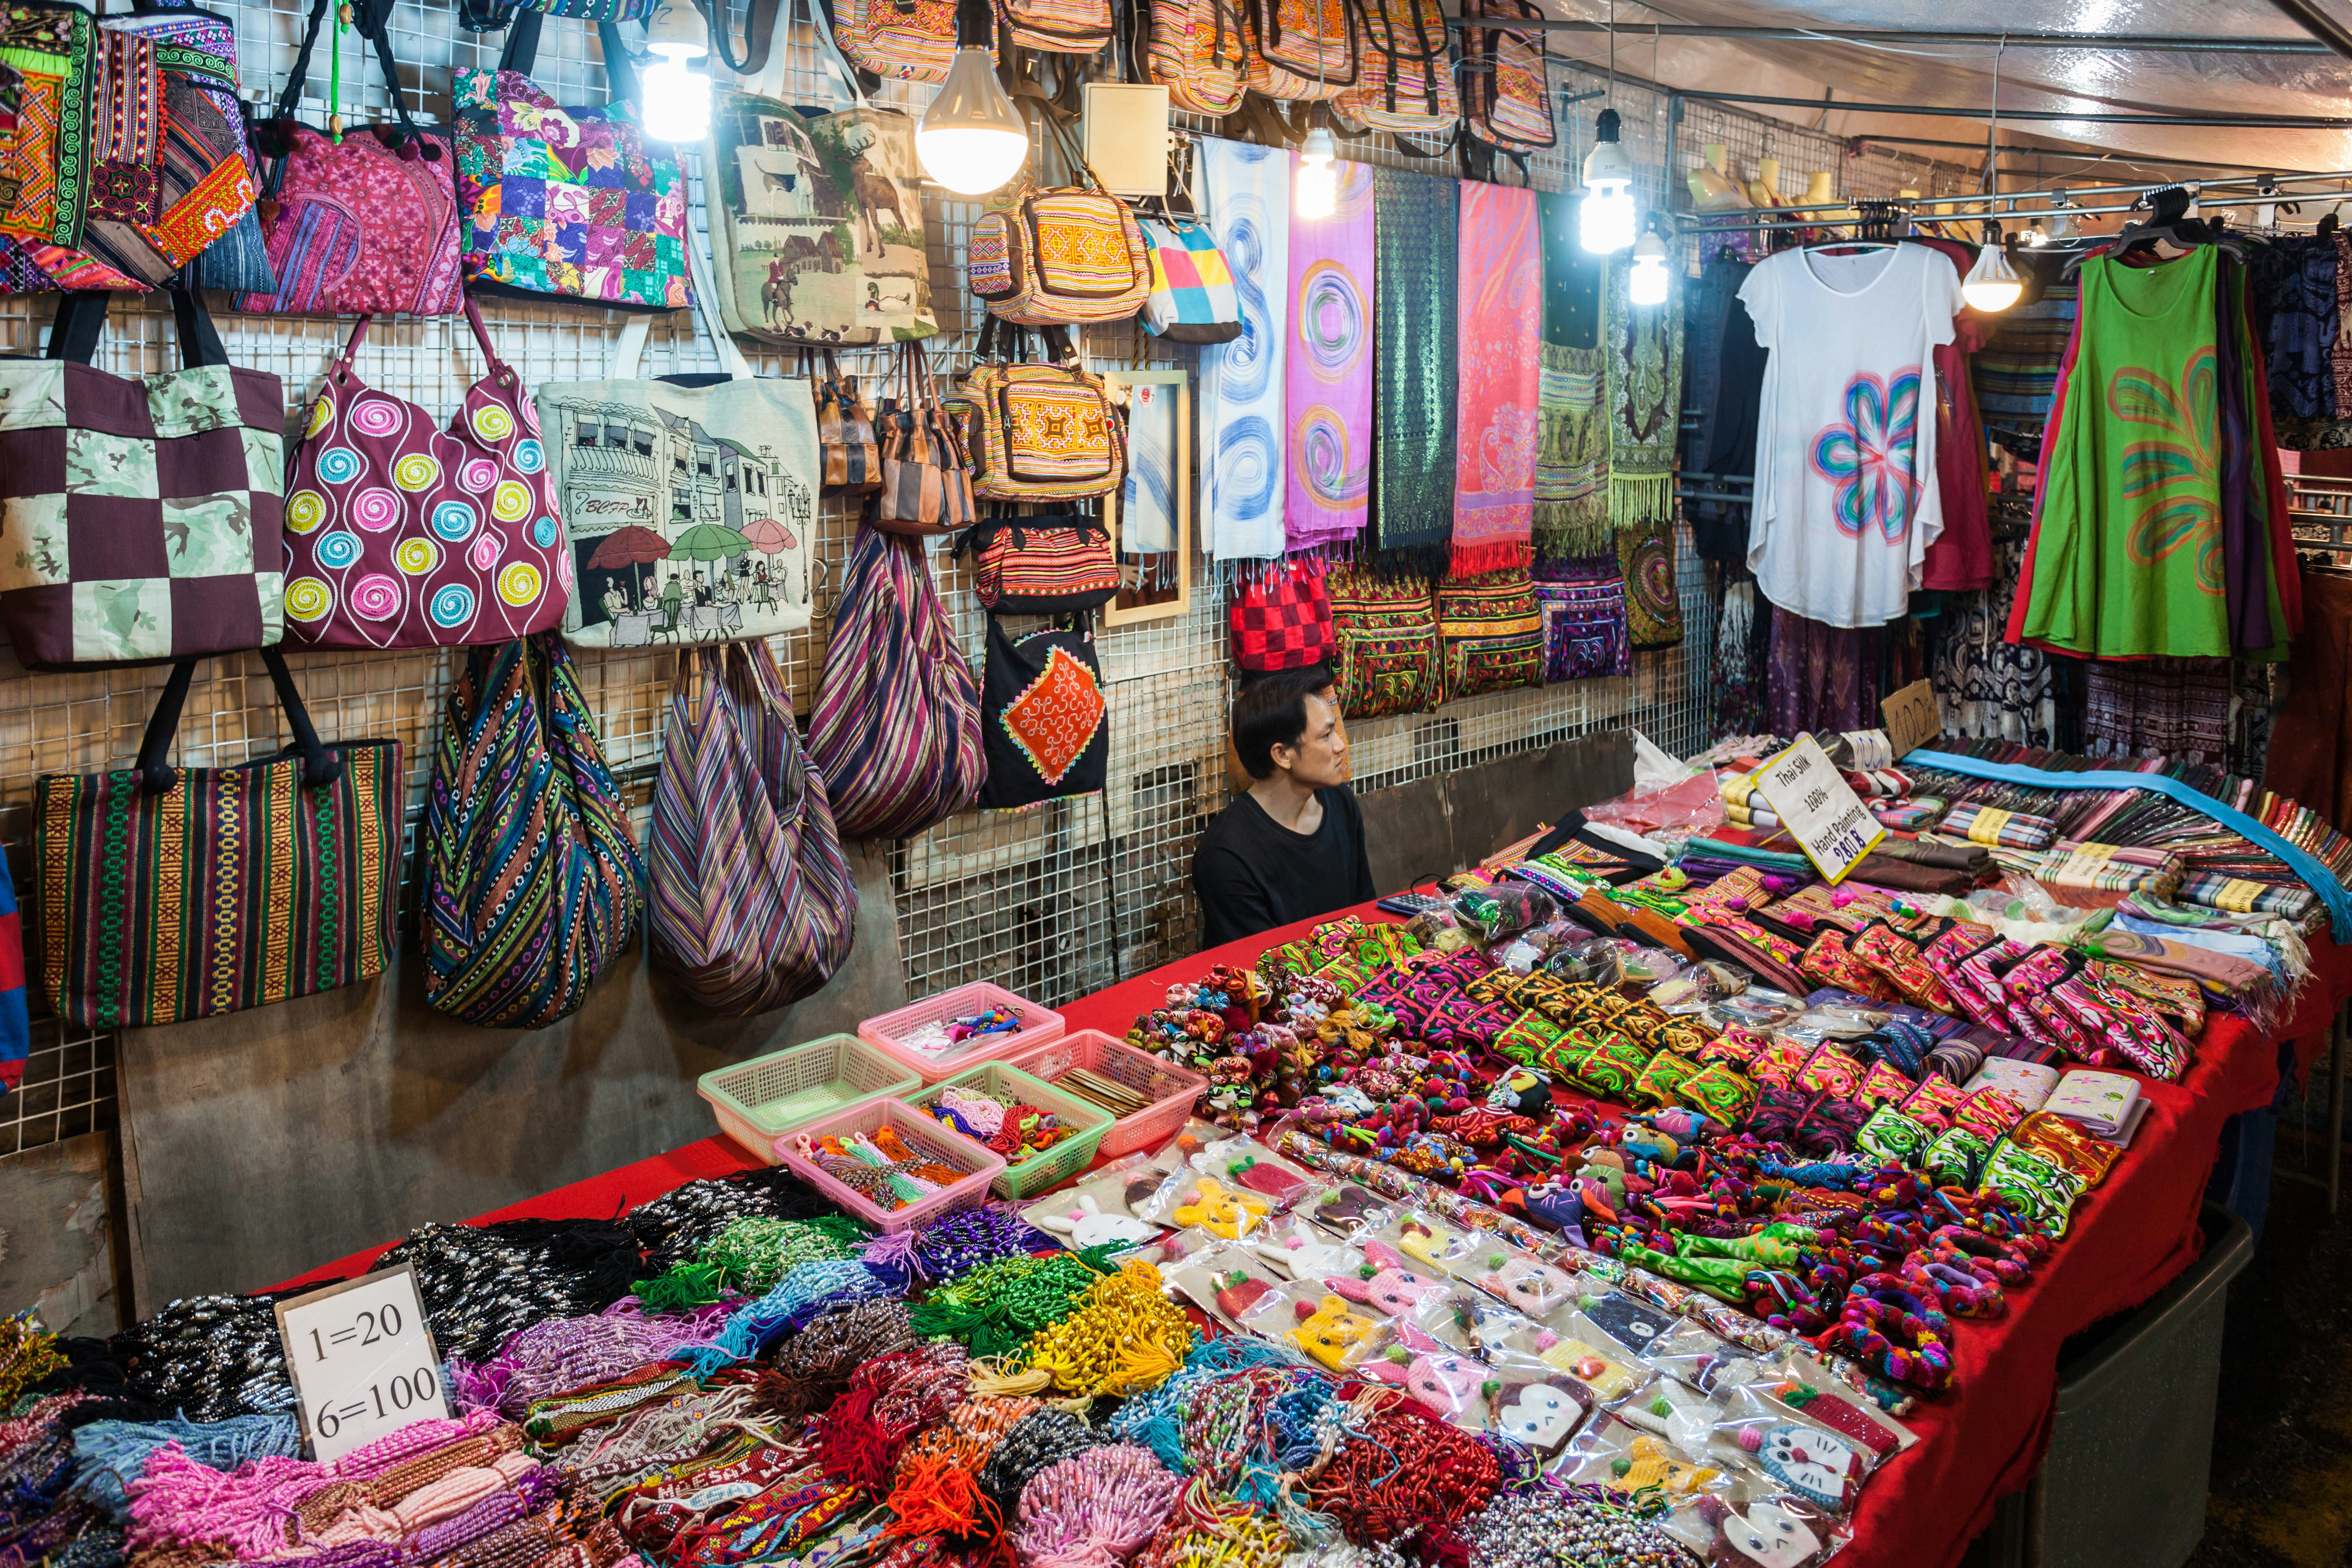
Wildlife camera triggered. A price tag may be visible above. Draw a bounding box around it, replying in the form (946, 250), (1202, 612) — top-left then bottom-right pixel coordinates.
(274, 1264), (449, 1462)
(1879, 679), (1943, 763)
(1753, 733), (1886, 885)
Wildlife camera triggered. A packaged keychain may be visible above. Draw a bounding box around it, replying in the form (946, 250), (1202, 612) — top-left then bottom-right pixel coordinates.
(1305, 1181), (1398, 1239)
(1248, 1217), (1364, 1280)
(1557, 1415), (1731, 1498)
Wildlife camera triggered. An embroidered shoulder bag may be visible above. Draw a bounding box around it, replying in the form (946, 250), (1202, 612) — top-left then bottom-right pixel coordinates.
(967, 116), (1150, 327)
(872, 339), (977, 536)
(978, 617), (1109, 809)
(1143, 0), (1248, 114)
(281, 296), (572, 650)
(454, 8), (691, 309)
(650, 640), (856, 1015)
(1327, 568), (1438, 719)
(422, 632), (645, 1029)
(33, 647), (400, 1029)
(1461, 0), (1553, 151)
(994, 0), (1111, 55)
(945, 323), (1127, 502)
(834, 0), (957, 82)
(1230, 557), (1334, 673)
(1243, 0), (1356, 100)
(1437, 567), (1545, 699)
(1338, 0), (1457, 137)
(956, 513), (1119, 612)
(237, 0), (464, 315)
(0, 0), (97, 248)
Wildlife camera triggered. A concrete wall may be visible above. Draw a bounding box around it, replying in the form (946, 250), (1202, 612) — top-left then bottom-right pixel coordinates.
(1357, 730), (1636, 893)
(0, 1132), (124, 1336)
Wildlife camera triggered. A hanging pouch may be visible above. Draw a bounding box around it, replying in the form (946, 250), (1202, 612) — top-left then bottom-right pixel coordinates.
(872, 339), (978, 536)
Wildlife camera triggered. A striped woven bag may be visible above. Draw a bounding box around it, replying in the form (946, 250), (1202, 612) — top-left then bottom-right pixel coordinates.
(423, 633), (645, 1028)
(650, 642), (856, 1015)
(808, 526), (985, 840)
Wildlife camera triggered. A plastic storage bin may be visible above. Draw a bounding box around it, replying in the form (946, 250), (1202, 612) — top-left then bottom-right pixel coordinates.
(904, 1061), (1114, 1200)
(698, 1034), (921, 1161)
(1007, 1029), (1207, 1157)
(858, 982), (1067, 1085)
(773, 1098), (1006, 1232)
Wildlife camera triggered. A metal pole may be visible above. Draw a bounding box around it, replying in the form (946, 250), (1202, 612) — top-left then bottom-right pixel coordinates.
(1440, 18), (2331, 52)
(2267, 0), (2352, 62)
(1675, 166), (2352, 224)
(1850, 136), (2344, 178)
(1669, 89), (2352, 129)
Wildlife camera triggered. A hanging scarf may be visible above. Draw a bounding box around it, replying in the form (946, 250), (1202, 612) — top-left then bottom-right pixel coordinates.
(1607, 254), (1681, 533)
(1285, 160), (1376, 554)
(1534, 194), (1609, 560)
(1372, 165), (1456, 572)
(1452, 181), (1540, 575)
(1199, 137), (1289, 562)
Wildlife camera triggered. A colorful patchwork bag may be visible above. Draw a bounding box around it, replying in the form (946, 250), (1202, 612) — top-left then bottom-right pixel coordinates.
(872, 340), (976, 537)
(1436, 568), (1544, 700)
(978, 618), (1109, 809)
(454, 9), (691, 310)
(947, 338), (1127, 502)
(32, 648), (401, 1030)
(1230, 558), (1334, 673)
(422, 632), (645, 1029)
(650, 640), (857, 1016)
(1145, 0), (1249, 114)
(968, 119), (1151, 327)
(1326, 568), (1438, 719)
(807, 525), (985, 839)
(1461, 0), (1553, 151)
(0, 853), (23, 1099)
(1243, 0), (1357, 100)
(0, 0), (96, 247)
(237, 0), (463, 316)
(0, 287), (284, 670)
(1534, 563), (1630, 680)
(1138, 215), (1242, 344)
(281, 297), (572, 650)
(1338, 0), (1456, 137)
(957, 513), (1120, 612)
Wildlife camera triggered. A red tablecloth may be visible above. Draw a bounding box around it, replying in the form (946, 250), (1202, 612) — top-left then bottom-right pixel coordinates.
(263, 903), (2342, 1568)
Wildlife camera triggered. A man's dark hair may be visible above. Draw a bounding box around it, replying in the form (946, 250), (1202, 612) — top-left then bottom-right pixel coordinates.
(1232, 665), (1336, 780)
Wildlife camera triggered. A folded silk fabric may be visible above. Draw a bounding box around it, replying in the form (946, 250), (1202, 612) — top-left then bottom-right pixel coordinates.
(1872, 837), (1994, 875)
(1199, 137), (1288, 562)
(1848, 855), (1976, 897)
(1942, 801), (2057, 852)
(1372, 166), (1457, 572)
(1453, 181), (1540, 576)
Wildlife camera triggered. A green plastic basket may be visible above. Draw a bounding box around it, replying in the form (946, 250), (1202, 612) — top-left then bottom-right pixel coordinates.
(698, 1033), (922, 1161)
(904, 1061), (1113, 1199)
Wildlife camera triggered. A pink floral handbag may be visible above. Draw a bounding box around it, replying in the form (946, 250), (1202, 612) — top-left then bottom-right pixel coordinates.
(281, 297), (574, 649)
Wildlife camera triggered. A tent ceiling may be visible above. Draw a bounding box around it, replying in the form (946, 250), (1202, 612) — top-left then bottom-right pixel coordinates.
(1541, 0), (2352, 179)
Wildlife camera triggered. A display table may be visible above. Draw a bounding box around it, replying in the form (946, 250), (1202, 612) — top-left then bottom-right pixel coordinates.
(263, 899), (2342, 1568)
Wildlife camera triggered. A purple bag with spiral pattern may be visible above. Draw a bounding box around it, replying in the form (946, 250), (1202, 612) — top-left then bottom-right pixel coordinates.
(280, 297), (574, 649)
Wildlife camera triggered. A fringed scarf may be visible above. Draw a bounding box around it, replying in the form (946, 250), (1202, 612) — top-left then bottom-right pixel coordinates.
(1452, 181), (1541, 575)
(1535, 192), (1609, 560)
(1199, 136), (1289, 562)
(1607, 253), (1682, 534)
(1284, 160), (1376, 554)
(1370, 166), (1455, 573)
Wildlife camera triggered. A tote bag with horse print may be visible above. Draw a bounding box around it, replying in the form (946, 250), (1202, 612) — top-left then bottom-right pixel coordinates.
(704, 0), (935, 345)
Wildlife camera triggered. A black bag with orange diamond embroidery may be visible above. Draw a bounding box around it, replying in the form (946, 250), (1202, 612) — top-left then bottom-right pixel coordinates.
(977, 616), (1108, 809)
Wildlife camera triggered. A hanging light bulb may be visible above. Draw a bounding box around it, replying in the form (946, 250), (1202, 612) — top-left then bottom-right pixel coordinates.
(637, 0), (710, 144)
(918, 47), (1030, 195)
(1580, 107), (1636, 254)
(1628, 226), (1669, 306)
(1962, 233), (2023, 312)
(1295, 126), (1338, 220)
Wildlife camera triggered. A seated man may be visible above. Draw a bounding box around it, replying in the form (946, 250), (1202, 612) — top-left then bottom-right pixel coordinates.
(1191, 665), (1376, 949)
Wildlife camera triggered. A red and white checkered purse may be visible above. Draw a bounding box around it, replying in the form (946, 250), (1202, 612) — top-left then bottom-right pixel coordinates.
(1230, 559), (1335, 673)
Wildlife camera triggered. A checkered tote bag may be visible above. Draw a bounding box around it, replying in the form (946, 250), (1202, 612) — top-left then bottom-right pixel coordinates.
(0, 287), (284, 669)
(1229, 558), (1334, 673)
(1138, 217), (1242, 345)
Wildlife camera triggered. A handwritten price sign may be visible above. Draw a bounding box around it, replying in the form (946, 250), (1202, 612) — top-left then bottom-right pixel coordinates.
(1754, 733), (1885, 885)
(273, 1265), (449, 1461)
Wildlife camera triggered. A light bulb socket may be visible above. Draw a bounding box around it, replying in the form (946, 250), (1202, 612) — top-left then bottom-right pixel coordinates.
(1300, 125), (1337, 166)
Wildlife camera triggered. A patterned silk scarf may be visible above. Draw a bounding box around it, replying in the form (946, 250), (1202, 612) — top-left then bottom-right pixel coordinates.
(1285, 160), (1375, 553)
(1607, 253), (1682, 532)
(1535, 191), (1609, 560)
(1371, 166), (1456, 570)
(1200, 136), (1290, 562)
(1453, 182), (1541, 575)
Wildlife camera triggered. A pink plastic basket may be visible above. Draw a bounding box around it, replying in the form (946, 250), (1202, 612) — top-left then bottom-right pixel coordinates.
(773, 1098), (1007, 1233)
(1006, 1029), (1208, 1158)
(857, 982), (1067, 1086)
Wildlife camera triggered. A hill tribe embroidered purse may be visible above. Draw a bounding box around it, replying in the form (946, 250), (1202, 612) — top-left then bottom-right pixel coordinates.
(1437, 567), (1546, 699)
(957, 514), (1120, 613)
(977, 618), (1109, 809)
(967, 120), (1150, 328)
(1327, 569), (1439, 719)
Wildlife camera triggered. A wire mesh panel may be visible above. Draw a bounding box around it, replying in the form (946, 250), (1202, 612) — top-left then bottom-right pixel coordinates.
(0, 3), (1971, 1153)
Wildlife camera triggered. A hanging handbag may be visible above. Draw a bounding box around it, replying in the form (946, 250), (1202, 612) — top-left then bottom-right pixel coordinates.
(956, 513), (1119, 612)
(454, 8), (691, 310)
(967, 116), (1151, 328)
(0, 1), (95, 246)
(1143, 0), (1248, 114)
(835, 0), (957, 81)
(237, 0), (464, 316)
(1461, 0), (1553, 152)
(0, 286), (284, 670)
(32, 648), (401, 1030)
(1436, 568), (1544, 700)
(539, 222), (820, 650)
(281, 297), (572, 650)
(994, 0), (1112, 54)
(1534, 563), (1631, 681)
(1328, 570), (1438, 718)
(1338, 0), (1457, 138)
(1137, 215), (1242, 344)
(1230, 558), (1334, 673)
(704, 0), (938, 344)
(946, 324), (1128, 503)
(872, 340), (977, 536)
(1243, 0), (1357, 100)
(650, 640), (857, 1015)
(977, 616), (1109, 809)
(807, 525), (985, 839)
(422, 632), (645, 1029)
(807, 348), (884, 494)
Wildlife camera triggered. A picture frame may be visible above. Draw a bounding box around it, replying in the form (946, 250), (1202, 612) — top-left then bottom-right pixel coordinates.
(1103, 369), (1191, 626)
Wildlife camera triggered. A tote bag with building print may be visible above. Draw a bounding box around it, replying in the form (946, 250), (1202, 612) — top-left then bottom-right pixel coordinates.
(538, 225), (820, 649)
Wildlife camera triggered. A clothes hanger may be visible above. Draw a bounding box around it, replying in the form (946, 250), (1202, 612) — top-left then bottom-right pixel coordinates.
(2062, 186), (2249, 278)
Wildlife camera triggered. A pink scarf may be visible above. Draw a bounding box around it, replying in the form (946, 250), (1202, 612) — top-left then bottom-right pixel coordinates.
(1452, 181), (1541, 575)
(1284, 161), (1377, 552)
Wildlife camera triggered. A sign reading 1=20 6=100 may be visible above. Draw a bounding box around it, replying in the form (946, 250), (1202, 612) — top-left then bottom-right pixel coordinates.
(273, 1262), (451, 1462)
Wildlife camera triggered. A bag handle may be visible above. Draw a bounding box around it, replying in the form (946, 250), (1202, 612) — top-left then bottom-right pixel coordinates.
(802, 0), (871, 108)
(705, 0), (784, 78)
(48, 278), (229, 371)
(611, 211), (755, 380)
(273, 0), (425, 139)
(503, 8), (642, 104)
(336, 293), (516, 388)
(137, 647), (343, 795)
